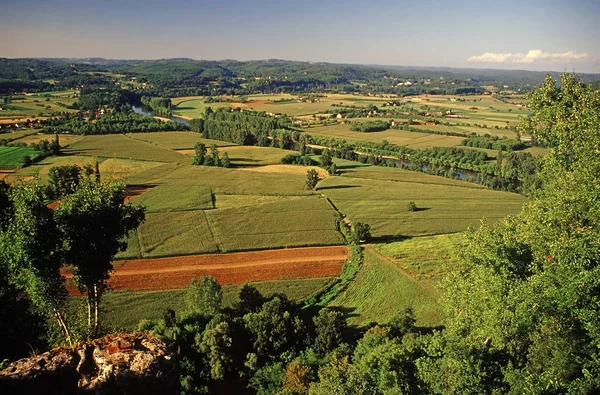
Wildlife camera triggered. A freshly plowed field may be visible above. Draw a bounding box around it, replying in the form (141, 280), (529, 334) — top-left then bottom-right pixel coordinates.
(64, 245), (348, 294)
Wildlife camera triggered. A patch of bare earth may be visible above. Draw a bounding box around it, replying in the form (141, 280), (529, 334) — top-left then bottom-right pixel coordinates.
(63, 245), (349, 294)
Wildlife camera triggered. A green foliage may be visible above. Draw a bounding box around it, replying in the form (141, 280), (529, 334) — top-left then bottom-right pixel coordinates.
(192, 142), (206, 165)
(281, 153), (317, 166)
(140, 96), (172, 117)
(48, 164), (83, 199)
(0, 184), (72, 342)
(460, 134), (526, 151)
(243, 296), (306, 366)
(184, 276), (222, 317)
(406, 201), (417, 212)
(306, 169), (319, 190)
(350, 120), (390, 133)
(41, 112), (188, 135)
(352, 222), (371, 243)
(421, 74), (600, 393)
(55, 180), (145, 332)
(313, 309), (346, 356)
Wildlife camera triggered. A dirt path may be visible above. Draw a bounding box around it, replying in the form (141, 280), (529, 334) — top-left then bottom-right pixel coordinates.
(64, 245), (349, 294)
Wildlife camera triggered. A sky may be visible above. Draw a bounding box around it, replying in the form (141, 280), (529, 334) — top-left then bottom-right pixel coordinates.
(1, 0), (599, 73)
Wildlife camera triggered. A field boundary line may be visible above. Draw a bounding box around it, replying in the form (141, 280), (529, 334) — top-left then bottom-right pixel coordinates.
(203, 210), (225, 252)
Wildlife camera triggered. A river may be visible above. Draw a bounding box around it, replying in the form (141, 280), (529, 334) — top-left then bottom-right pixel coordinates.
(131, 105), (190, 126)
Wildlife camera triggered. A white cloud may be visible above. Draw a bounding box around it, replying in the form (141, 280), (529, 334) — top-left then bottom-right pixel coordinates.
(468, 49), (588, 64)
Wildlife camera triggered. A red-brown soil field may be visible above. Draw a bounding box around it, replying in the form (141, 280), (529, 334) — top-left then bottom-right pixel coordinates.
(63, 245), (349, 294)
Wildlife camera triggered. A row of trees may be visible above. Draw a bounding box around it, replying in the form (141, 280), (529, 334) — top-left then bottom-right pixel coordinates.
(190, 108), (294, 146)
(460, 134), (527, 151)
(349, 120), (390, 132)
(41, 112), (188, 135)
(192, 143), (231, 168)
(140, 96), (172, 116)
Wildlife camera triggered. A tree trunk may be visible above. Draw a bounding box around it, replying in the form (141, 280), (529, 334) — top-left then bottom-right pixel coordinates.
(54, 308), (73, 346)
(93, 283), (99, 333)
(86, 291), (93, 330)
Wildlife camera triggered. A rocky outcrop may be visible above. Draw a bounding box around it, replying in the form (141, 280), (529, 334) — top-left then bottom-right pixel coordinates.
(0, 332), (178, 395)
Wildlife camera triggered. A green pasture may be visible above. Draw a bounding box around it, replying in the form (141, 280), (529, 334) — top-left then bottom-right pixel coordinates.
(205, 196), (343, 252)
(317, 173), (525, 238)
(91, 277), (334, 331)
(66, 134), (190, 163)
(218, 145), (290, 166)
(337, 164), (487, 189)
(127, 131), (236, 150)
(375, 233), (463, 280)
(0, 94), (77, 119)
(304, 123), (464, 148)
(134, 210), (219, 257)
(9, 155), (165, 183)
(128, 164), (313, 196)
(130, 184), (214, 212)
(0, 146), (40, 166)
(329, 247), (443, 327)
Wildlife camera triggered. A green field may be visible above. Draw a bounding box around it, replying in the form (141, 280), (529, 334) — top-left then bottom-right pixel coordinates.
(304, 123), (464, 148)
(0, 93), (78, 120)
(218, 145), (291, 166)
(90, 277), (335, 331)
(127, 131), (236, 150)
(375, 233), (463, 280)
(318, 171), (525, 238)
(329, 247), (443, 327)
(66, 134), (190, 163)
(131, 184), (214, 212)
(9, 155), (165, 183)
(205, 196), (343, 252)
(0, 146), (41, 166)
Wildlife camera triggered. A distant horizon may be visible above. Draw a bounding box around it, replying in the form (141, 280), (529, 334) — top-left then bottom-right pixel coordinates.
(1, 0), (599, 73)
(5, 56), (600, 76)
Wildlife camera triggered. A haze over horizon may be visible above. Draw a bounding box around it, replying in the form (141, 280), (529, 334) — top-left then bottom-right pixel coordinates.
(1, 0), (599, 73)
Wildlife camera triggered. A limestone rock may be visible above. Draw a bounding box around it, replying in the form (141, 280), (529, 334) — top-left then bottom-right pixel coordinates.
(0, 332), (178, 395)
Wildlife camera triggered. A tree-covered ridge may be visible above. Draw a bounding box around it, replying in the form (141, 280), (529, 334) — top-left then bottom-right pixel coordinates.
(3, 57), (599, 96)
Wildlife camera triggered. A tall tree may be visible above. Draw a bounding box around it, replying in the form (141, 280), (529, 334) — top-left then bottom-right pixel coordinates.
(184, 276), (223, 317)
(0, 184), (72, 344)
(54, 180), (145, 333)
(420, 74), (600, 393)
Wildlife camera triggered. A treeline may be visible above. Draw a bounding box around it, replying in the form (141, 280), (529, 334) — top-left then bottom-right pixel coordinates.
(140, 96), (172, 116)
(76, 87), (136, 111)
(190, 108), (296, 146)
(0, 59), (111, 93)
(308, 135), (540, 193)
(41, 112), (188, 135)
(349, 120), (390, 132)
(460, 134), (527, 151)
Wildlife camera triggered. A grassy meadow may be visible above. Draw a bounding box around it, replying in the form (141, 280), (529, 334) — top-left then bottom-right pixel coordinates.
(328, 247), (444, 327)
(90, 277), (335, 331)
(317, 167), (525, 238)
(0, 92), (78, 120)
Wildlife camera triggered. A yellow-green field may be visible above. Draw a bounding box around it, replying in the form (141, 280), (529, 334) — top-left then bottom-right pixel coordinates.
(317, 169), (525, 238)
(304, 123), (465, 148)
(0, 92), (78, 120)
(90, 277), (335, 331)
(328, 247), (443, 327)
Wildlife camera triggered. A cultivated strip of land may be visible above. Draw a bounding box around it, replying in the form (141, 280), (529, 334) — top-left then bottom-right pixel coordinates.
(63, 245), (349, 294)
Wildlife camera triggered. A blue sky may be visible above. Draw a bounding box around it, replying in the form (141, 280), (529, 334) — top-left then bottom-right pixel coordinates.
(1, 0), (599, 73)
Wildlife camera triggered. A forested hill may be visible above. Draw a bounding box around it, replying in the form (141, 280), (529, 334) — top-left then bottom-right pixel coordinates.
(2, 57), (600, 96)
